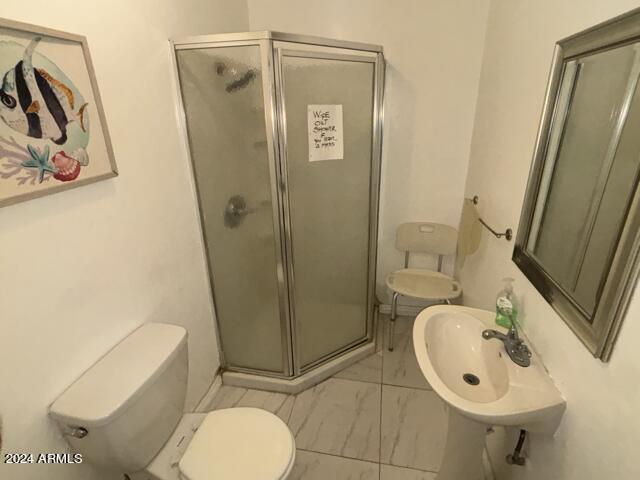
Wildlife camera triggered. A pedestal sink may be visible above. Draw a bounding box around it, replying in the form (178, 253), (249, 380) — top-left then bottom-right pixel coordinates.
(413, 305), (565, 480)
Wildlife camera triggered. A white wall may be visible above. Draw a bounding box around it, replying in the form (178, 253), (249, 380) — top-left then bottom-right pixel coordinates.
(247, 0), (490, 304)
(0, 1), (248, 479)
(9, 1), (640, 478)
(460, 1), (640, 479)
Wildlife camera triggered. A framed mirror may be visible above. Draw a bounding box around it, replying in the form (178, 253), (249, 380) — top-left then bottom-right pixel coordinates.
(514, 8), (640, 361)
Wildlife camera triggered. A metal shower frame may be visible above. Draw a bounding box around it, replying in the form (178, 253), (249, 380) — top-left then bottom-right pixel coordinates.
(170, 31), (385, 378)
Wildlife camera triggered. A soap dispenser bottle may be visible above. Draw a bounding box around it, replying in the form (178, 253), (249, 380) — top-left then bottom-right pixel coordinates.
(495, 277), (518, 329)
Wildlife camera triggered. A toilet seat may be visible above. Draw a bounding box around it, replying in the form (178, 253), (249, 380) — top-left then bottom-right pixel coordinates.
(178, 408), (296, 480)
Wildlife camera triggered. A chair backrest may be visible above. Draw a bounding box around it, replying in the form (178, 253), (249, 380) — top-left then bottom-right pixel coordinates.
(395, 222), (458, 256)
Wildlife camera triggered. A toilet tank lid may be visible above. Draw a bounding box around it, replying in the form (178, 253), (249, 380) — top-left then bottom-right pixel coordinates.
(49, 323), (187, 428)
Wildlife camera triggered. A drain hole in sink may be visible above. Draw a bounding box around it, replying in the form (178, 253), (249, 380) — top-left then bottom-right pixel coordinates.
(463, 373), (480, 386)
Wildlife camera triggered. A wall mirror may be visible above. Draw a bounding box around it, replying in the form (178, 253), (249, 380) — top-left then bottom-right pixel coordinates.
(514, 8), (640, 361)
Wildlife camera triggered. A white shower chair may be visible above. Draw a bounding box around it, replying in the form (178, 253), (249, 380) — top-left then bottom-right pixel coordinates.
(386, 222), (462, 351)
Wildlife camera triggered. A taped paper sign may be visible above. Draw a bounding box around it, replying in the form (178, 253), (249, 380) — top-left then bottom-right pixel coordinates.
(307, 105), (343, 161)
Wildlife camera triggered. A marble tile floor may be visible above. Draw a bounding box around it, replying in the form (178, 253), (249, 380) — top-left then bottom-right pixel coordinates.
(206, 314), (459, 479)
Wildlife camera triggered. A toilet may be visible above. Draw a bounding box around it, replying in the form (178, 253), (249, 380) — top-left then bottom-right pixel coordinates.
(49, 323), (296, 479)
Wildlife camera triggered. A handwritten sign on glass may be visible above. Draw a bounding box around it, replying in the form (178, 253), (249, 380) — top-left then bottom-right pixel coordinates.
(307, 105), (344, 161)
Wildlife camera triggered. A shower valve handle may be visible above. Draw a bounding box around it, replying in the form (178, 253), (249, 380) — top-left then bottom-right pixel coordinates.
(224, 195), (254, 228)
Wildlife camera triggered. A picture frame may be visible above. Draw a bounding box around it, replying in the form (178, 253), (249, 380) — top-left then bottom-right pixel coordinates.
(0, 17), (117, 207)
(513, 8), (640, 361)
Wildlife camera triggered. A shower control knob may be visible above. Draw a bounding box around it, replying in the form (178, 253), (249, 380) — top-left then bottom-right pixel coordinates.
(226, 195), (246, 216)
(224, 195), (252, 228)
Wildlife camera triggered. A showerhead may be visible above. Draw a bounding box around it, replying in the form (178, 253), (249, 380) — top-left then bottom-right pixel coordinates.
(225, 69), (257, 93)
(213, 57), (257, 93)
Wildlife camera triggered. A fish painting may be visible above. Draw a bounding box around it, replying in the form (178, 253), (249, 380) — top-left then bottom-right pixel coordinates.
(0, 37), (88, 145)
(0, 20), (117, 205)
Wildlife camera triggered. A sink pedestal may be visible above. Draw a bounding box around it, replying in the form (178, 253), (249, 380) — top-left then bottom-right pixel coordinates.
(437, 408), (486, 480)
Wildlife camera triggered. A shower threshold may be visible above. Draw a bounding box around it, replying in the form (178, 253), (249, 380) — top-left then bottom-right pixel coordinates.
(222, 341), (375, 394)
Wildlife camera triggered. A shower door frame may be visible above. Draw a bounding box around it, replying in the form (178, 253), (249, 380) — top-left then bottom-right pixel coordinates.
(273, 46), (384, 375)
(171, 32), (385, 379)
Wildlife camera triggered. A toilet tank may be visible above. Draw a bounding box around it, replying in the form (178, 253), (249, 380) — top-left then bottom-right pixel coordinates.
(49, 323), (188, 473)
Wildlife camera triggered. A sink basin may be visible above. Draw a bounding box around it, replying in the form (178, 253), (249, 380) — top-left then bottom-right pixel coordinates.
(423, 309), (508, 404)
(413, 305), (565, 480)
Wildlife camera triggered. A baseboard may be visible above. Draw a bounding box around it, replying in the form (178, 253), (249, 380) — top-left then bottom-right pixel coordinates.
(194, 370), (223, 413)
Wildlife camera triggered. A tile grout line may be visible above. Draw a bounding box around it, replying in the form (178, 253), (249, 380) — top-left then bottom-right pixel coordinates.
(289, 376), (383, 466)
(296, 448), (439, 477)
(216, 316), (446, 478)
(297, 448), (379, 466)
(379, 460), (440, 475)
(326, 376), (381, 388)
(286, 391), (297, 425)
(378, 314), (443, 478)
(226, 314), (435, 478)
(382, 381), (433, 392)
(335, 362), (434, 390)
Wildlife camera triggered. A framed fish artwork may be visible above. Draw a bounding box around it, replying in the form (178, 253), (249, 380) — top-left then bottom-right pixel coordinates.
(0, 18), (117, 207)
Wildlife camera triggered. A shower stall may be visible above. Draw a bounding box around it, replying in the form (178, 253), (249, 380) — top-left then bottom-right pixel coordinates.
(171, 32), (384, 385)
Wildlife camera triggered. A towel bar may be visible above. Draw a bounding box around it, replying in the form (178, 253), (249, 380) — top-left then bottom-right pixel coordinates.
(472, 196), (513, 241)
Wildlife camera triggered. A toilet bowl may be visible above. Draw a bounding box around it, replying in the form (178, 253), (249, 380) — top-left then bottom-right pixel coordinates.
(49, 323), (296, 479)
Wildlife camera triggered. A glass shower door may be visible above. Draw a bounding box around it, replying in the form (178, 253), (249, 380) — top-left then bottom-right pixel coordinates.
(175, 45), (289, 374)
(276, 49), (377, 370)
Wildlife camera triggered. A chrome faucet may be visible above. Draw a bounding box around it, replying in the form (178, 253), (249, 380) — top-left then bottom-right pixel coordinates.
(482, 319), (532, 367)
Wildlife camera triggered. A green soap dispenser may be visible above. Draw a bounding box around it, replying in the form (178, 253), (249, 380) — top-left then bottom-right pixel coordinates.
(495, 277), (518, 329)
